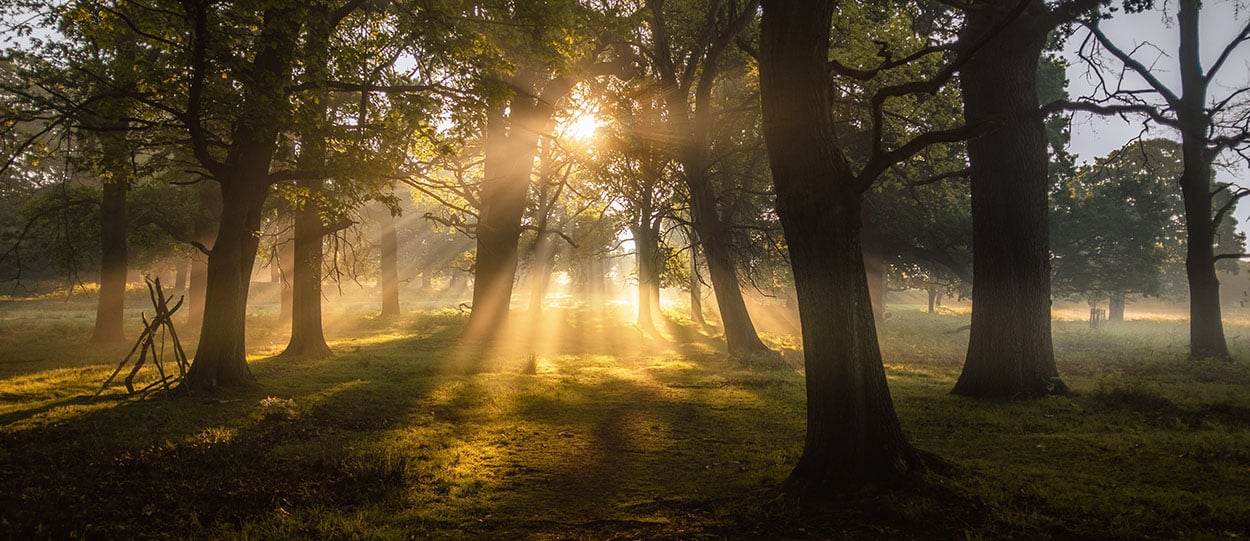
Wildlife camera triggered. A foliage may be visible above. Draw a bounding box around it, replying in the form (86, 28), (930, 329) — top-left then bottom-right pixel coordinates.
(1052, 138), (1246, 302)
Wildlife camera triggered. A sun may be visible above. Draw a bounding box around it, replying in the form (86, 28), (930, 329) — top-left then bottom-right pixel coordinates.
(563, 112), (602, 142)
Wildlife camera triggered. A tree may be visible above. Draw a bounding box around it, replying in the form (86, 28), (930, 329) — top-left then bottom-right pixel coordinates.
(1052, 139), (1179, 316)
(1067, 0), (1250, 359)
(951, 0), (1100, 398)
(593, 86), (678, 333)
(759, 0), (990, 490)
(1052, 138), (1244, 320)
(644, 0), (774, 357)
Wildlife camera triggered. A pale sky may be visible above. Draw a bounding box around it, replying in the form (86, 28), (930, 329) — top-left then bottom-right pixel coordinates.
(1063, 0), (1250, 232)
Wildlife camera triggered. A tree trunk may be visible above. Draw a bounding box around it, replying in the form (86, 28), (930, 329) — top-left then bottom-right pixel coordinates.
(633, 223), (662, 333)
(650, 3), (771, 357)
(185, 5), (299, 388)
(277, 224), (294, 326)
(927, 286), (939, 314)
(954, 1), (1068, 398)
(759, 0), (922, 492)
(1109, 292), (1125, 322)
(688, 178), (770, 356)
(281, 6), (332, 358)
(689, 233), (708, 327)
(1176, 0), (1230, 360)
(174, 258), (188, 291)
(186, 180), (268, 388)
(462, 100), (545, 341)
(282, 181), (331, 358)
(91, 167), (128, 343)
(380, 207), (401, 318)
(527, 235), (556, 315)
(186, 181), (220, 331)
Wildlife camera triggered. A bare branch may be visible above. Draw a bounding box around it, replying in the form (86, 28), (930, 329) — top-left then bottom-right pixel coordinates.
(1082, 20), (1183, 109)
(1205, 19), (1250, 83)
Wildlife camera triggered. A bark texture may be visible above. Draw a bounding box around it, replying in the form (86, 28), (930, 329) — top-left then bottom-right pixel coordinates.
(760, 0), (921, 492)
(185, 6), (301, 389)
(954, 0), (1068, 398)
(282, 182), (331, 358)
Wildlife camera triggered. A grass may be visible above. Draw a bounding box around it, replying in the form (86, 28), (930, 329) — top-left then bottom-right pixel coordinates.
(2, 294), (1249, 539)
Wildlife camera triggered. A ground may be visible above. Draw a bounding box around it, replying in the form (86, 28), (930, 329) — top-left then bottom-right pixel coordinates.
(1, 288), (1249, 539)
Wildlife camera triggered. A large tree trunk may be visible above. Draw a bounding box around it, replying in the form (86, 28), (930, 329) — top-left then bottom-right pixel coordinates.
(91, 166), (128, 343)
(462, 100), (545, 340)
(185, 5), (299, 389)
(1176, 0), (1230, 360)
(186, 180), (268, 388)
(282, 7), (332, 358)
(282, 181), (331, 358)
(380, 208), (401, 317)
(759, 0), (922, 491)
(648, 0), (771, 357)
(953, 1), (1068, 398)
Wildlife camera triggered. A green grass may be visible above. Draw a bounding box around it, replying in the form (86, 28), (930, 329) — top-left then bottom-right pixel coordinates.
(2, 296), (1249, 539)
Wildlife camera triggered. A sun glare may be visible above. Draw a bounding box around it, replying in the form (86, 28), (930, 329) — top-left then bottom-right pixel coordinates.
(564, 112), (602, 142)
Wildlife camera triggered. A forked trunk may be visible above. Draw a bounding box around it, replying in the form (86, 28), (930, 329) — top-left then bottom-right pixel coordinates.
(1176, 0), (1230, 360)
(759, 0), (922, 492)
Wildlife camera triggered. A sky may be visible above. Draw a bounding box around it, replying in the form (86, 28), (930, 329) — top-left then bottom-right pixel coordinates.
(1063, 0), (1250, 232)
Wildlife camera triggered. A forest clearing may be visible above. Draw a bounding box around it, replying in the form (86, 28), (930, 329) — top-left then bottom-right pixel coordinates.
(2, 290), (1248, 539)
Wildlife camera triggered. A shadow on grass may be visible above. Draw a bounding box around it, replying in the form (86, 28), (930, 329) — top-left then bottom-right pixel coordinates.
(0, 303), (871, 538)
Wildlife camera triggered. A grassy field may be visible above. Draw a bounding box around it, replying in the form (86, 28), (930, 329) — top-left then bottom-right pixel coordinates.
(2, 291), (1249, 539)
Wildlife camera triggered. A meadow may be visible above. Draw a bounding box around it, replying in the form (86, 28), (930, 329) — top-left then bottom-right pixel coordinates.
(2, 288), (1249, 539)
